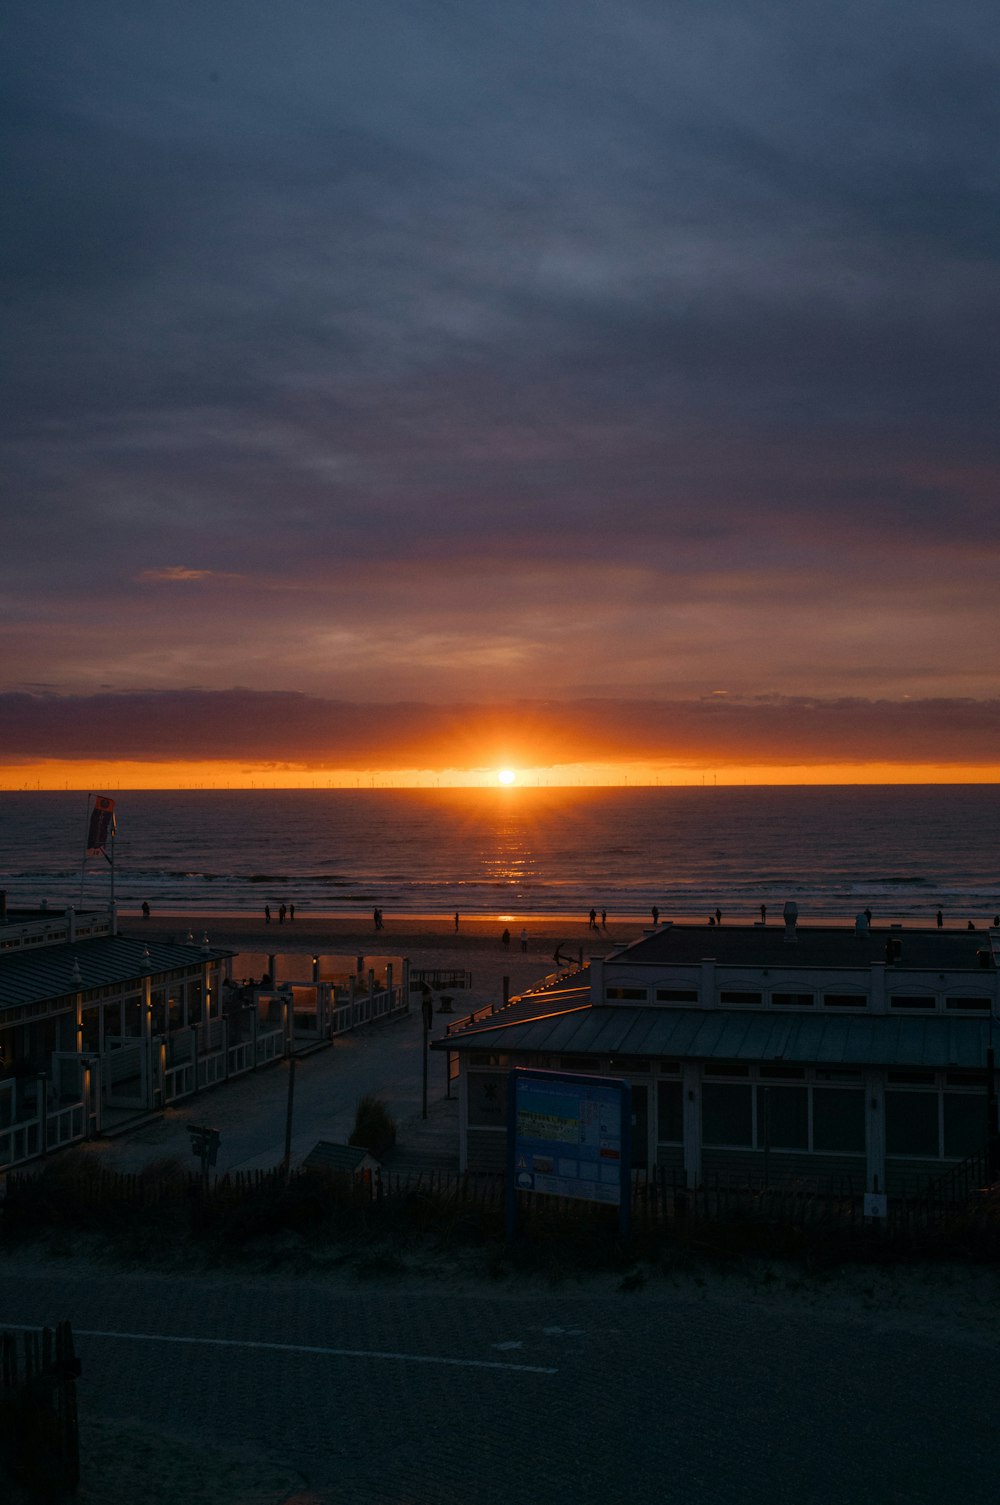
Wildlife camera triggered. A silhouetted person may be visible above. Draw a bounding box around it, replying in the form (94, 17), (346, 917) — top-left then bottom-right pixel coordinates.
(141, 901), (150, 919)
(936, 909), (943, 928)
(715, 907), (722, 926)
(708, 915), (716, 926)
(589, 908), (598, 930)
(279, 903), (286, 924)
(967, 920), (976, 930)
(501, 927), (510, 948)
(454, 912), (459, 931)
(760, 904), (767, 924)
(520, 927), (528, 952)
(289, 903), (295, 921)
(994, 915), (1000, 928)
(651, 905), (659, 926)
(265, 904), (271, 924)
(864, 907), (872, 925)
(601, 908), (607, 927)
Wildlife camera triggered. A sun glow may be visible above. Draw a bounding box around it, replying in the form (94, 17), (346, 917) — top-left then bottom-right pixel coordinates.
(497, 768), (517, 785)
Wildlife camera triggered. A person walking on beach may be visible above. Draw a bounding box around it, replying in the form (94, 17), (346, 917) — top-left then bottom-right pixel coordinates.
(520, 927), (528, 952)
(141, 900), (150, 919)
(373, 907), (381, 931)
(936, 909), (943, 928)
(864, 907), (872, 925)
(760, 904), (767, 924)
(289, 903), (295, 922)
(501, 927), (510, 949)
(589, 908), (598, 930)
(651, 905), (659, 926)
(264, 904), (271, 924)
(601, 908), (607, 928)
(279, 903), (286, 925)
(715, 907), (722, 926)
(454, 912), (460, 932)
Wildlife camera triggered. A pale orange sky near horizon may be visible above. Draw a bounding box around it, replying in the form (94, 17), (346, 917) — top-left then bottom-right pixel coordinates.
(3, 757), (998, 791)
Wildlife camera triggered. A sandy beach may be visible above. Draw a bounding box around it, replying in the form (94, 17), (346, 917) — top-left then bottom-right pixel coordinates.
(128, 910), (633, 952)
(126, 910), (618, 1004)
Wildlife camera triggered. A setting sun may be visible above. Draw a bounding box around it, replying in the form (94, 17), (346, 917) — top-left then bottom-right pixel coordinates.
(497, 768), (516, 785)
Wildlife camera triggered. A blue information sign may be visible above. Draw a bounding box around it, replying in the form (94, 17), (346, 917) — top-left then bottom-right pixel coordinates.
(505, 1069), (631, 1237)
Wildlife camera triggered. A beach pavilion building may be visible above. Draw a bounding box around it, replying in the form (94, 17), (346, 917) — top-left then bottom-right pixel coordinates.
(0, 895), (287, 1173)
(436, 906), (1000, 1196)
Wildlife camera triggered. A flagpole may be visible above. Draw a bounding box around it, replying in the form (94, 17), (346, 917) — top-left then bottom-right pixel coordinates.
(80, 793), (91, 908)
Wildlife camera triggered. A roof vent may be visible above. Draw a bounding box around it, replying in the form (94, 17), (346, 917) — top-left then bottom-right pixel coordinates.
(71, 958), (83, 986)
(782, 900), (798, 943)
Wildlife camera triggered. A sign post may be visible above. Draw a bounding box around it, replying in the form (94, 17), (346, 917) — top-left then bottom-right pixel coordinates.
(187, 1124), (220, 1187)
(505, 1069), (631, 1241)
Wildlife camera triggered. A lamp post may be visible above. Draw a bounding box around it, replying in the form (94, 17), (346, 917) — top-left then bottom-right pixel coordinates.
(421, 987), (433, 1120)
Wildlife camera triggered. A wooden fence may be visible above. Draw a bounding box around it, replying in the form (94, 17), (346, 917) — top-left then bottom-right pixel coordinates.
(0, 1322), (80, 1502)
(4, 1160), (999, 1264)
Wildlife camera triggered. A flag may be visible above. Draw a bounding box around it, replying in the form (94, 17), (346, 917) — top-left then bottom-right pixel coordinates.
(86, 795), (116, 856)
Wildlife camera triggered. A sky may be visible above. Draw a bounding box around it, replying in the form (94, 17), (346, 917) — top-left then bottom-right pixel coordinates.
(3, 1), (999, 786)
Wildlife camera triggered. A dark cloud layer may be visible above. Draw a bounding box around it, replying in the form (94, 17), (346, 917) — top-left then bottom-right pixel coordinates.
(3, 689), (998, 771)
(3, 2), (999, 737)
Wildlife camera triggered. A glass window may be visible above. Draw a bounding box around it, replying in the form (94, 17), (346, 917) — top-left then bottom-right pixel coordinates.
(608, 1056), (650, 1072)
(720, 991), (762, 1005)
(81, 1006), (100, 1052)
(945, 997), (990, 1011)
(943, 1094), (988, 1159)
(823, 994), (867, 1008)
(187, 982), (203, 1025)
(772, 993), (813, 1007)
(886, 1091), (939, 1156)
(813, 1089), (865, 1152)
(606, 987), (648, 1001)
(702, 1083), (752, 1147)
(656, 989), (699, 1002)
(759, 1065), (806, 1079)
(758, 1085), (807, 1149)
(657, 1081), (683, 1143)
(890, 995), (936, 1009)
(703, 1062), (750, 1077)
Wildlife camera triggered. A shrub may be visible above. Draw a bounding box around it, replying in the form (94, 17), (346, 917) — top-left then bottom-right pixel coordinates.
(348, 1095), (396, 1158)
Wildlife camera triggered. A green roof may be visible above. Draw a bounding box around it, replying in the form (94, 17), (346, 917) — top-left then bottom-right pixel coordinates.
(0, 933), (233, 1012)
(435, 1005), (993, 1070)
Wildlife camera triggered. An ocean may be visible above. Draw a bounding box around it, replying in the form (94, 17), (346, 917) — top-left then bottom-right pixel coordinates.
(0, 787), (997, 926)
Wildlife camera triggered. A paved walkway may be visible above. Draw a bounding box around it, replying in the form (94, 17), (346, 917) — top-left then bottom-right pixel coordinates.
(82, 975), (514, 1179)
(4, 1264), (1000, 1505)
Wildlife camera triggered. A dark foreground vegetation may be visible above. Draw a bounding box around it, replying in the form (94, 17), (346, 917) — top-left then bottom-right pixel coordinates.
(3, 1155), (1000, 1279)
